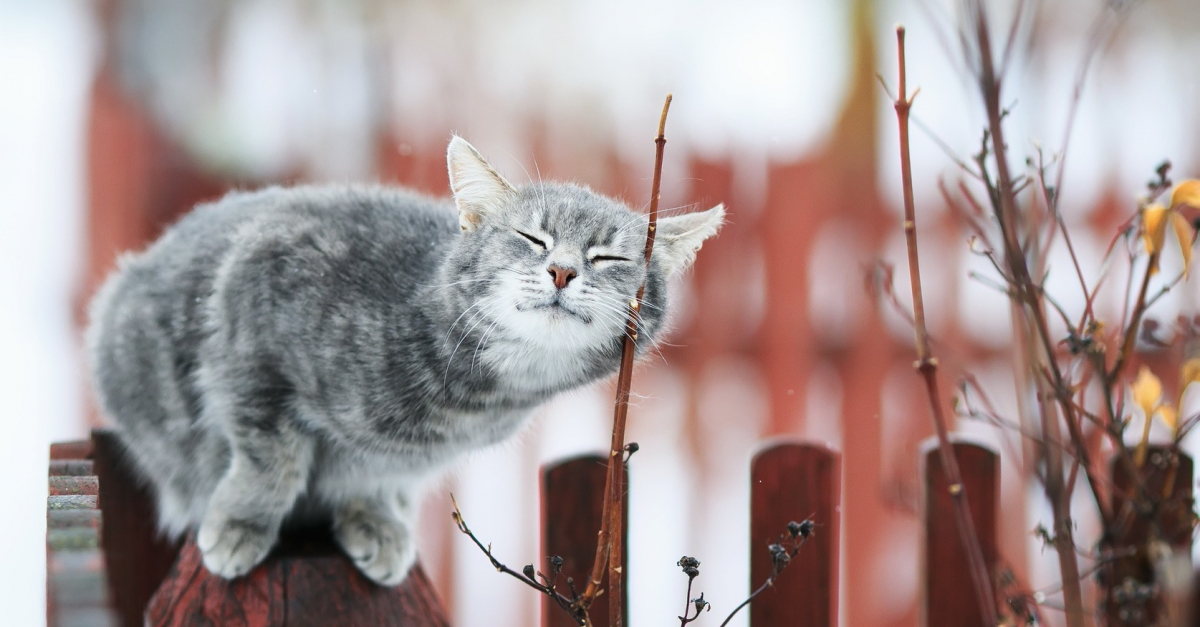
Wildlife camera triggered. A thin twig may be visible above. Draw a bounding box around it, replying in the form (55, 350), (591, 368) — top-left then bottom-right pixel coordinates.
(717, 522), (811, 627)
(451, 495), (588, 625)
(889, 24), (1000, 626)
(580, 94), (673, 623)
(967, 2), (1090, 622)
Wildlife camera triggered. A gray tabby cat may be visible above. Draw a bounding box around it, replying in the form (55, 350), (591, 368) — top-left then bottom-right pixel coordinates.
(87, 136), (724, 586)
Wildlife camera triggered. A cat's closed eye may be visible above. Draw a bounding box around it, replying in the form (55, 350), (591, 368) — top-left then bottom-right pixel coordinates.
(589, 254), (632, 264)
(515, 230), (548, 249)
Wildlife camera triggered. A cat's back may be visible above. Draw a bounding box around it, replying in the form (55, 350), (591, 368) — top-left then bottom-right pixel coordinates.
(88, 184), (457, 428)
(235, 184), (460, 288)
(174, 184), (457, 269)
(93, 184), (456, 316)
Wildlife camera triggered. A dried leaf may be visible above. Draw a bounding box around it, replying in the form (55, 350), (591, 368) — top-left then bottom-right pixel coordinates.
(1182, 357), (1200, 389)
(1142, 203), (1169, 272)
(1171, 211), (1195, 278)
(1132, 365), (1164, 418)
(1157, 404), (1178, 432)
(1171, 179), (1200, 210)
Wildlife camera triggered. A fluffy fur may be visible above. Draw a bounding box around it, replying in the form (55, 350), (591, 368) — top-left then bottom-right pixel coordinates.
(87, 136), (724, 585)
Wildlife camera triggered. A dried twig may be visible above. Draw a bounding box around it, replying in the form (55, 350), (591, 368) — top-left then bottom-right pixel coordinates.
(888, 24), (1000, 625)
(451, 495), (588, 625)
(717, 520), (812, 627)
(675, 557), (708, 625)
(580, 93), (674, 623)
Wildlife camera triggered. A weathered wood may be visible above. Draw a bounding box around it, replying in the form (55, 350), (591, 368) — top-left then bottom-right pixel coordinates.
(923, 440), (999, 627)
(51, 440), (94, 461)
(90, 429), (181, 627)
(48, 527), (102, 552)
(49, 495), (99, 510)
(50, 460), (96, 476)
(1104, 447), (1194, 626)
(50, 476), (100, 496)
(46, 440), (117, 627)
(540, 454), (627, 627)
(749, 441), (841, 627)
(48, 509), (103, 531)
(146, 533), (450, 627)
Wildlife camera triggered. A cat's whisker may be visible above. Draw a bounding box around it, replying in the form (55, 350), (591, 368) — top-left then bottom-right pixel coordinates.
(443, 297), (497, 345)
(469, 303), (515, 375)
(532, 163), (549, 210)
(421, 277), (496, 292)
(444, 298), (510, 384)
(584, 296), (670, 365)
(503, 149), (536, 187)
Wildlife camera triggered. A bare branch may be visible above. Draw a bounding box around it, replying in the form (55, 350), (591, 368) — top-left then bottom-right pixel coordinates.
(887, 24), (1000, 625)
(581, 94), (673, 623)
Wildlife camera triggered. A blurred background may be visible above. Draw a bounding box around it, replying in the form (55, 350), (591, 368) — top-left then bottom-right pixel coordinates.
(4, 0), (1200, 625)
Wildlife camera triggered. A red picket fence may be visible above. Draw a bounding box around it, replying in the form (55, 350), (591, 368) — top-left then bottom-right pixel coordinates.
(535, 439), (991, 627)
(46, 431), (1194, 626)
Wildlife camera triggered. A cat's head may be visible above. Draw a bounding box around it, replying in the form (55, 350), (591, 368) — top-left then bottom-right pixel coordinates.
(440, 135), (724, 362)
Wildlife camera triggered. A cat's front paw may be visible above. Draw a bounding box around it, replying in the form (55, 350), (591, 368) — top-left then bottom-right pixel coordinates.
(197, 515), (278, 579)
(334, 506), (416, 586)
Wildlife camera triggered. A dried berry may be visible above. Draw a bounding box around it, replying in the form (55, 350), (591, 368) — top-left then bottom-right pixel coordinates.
(787, 519), (814, 539)
(768, 543), (790, 570)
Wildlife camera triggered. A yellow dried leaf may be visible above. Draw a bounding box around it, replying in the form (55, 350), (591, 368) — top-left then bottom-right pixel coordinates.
(1171, 211), (1195, 278)
(1171, 180), (1200, 210)
(1182, 357), (1200, 388)
(1132, 365), (1163, 418)
(1143, 203), (1169, 264)
(1157, 405), (1178, 432)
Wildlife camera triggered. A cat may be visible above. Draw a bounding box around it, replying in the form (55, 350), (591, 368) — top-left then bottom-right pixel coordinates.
(86, 135), (724, 586)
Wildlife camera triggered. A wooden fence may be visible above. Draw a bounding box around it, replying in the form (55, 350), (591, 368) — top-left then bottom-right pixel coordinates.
(46, 431), (1195, 626)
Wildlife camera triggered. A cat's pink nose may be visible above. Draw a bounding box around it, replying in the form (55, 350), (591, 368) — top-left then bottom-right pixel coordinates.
(548, 265), (577, 289)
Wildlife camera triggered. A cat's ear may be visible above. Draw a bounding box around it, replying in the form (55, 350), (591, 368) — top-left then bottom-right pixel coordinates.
(447, 135), (516, 232)
(653, 204), (726, 275)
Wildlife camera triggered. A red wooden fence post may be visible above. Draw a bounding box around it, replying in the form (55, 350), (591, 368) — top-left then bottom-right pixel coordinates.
(749, 441), (841, 627)
(91, 429), (181, 627)
(540, 454), (627, 627)
(49, 431), (451, 626)
(145, 533), (449, 626)
(922, 439), (999, 627)
(1104, 446), (1193, 626)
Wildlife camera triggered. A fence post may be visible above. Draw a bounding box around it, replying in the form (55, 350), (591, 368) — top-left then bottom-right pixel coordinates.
(91, 430), (181, 627)
(749, 441), (841, 627)
(540, 454), (627, 627)
(922, 439), (999, 627)
(50, 431), (450, 626)
(1104, 446), (1194, 626)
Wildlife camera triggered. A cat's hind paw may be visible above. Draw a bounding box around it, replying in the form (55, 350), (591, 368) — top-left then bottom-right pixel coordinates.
(197, 515), (278, 579)
(334, 505), (416, 586)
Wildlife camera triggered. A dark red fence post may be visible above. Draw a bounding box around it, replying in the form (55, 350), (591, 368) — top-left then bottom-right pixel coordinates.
(922, 439), (999, 627)
(49, 431), (450, 626)
(749, 441), (841, 627)
(145, 535), (448, 626)
(540, 454), (627, 627)
(1104, 446), (1193, 626)
(91, 430), (181, 627)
